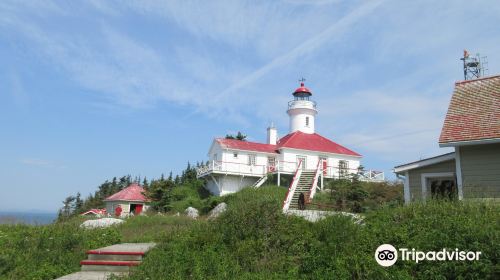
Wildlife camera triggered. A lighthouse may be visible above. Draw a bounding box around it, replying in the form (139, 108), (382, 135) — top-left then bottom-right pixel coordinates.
(287, 81), (317, 134)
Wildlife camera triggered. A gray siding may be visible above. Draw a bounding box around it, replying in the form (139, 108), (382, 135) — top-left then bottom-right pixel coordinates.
(460, 143), (500, 199)
(408, 160), (456, 201)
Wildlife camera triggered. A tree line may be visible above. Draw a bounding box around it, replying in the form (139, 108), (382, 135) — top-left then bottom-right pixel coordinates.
(58, 162), (206, 220)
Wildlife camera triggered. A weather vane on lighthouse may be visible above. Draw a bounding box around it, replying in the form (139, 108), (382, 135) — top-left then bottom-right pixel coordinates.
(299, 77), (306, 84)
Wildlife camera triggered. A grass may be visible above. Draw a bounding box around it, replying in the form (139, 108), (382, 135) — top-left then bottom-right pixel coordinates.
(0, 218), (120, 280)
(118, 214), (195, 243)
(1, 185), (498, 279)
(122, 186), (499, 279)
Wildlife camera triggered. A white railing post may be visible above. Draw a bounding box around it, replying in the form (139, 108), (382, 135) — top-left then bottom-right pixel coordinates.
(308, 160), (322, 202)
(282, 160), (303, 211)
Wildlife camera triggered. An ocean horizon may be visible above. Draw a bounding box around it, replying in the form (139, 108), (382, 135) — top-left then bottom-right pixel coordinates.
(0, 211), (57, 225)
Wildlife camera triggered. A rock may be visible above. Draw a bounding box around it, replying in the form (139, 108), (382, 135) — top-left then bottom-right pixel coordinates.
(284, 209), (364, 224)
(208, 202), (227, 220)
(80, 218), (124, 229)
(185, 207), (199, 219)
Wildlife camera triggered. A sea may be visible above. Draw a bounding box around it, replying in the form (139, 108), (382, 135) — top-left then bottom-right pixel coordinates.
(0, 211), (57, 225)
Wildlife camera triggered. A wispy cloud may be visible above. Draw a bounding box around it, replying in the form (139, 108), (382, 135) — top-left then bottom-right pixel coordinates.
(19, 158), (66, 168)
(211, 0), (385, 101)
(1, 0), (498, 169)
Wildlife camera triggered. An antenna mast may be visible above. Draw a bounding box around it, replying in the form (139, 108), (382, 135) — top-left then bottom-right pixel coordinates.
(460, 50), (488, 80)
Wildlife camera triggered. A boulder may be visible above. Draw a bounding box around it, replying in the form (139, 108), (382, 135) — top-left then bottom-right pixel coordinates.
(80, 218), (124, 229)
(208, 202), (227, 220)
(185, 207), (199, 219)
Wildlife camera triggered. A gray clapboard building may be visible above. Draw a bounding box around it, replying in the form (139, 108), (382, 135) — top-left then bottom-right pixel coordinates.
(394, 75), (500, 203)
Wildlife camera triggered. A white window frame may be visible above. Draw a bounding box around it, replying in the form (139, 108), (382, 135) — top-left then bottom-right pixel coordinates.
(248, 154), (256, 166)
(420, 172), (455, 201)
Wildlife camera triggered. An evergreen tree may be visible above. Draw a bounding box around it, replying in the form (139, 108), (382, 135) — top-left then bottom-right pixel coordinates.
(58, 195), (75, 220)
(225, 131), (247, 141)
(73, 192), (83, 214)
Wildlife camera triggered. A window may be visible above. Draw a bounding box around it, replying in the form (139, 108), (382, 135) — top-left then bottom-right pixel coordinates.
(213, 153), (218, 161)
(305, 116), (309, 126)
(267, 157), (276, 172)
(233, 153), (238, 158)
(248, 154), (256, 166)
(338, 160), (349, 178)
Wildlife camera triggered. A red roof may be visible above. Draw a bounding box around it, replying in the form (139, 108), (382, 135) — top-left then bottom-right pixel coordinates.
(216, 138), (278, 154)
(215, 131), (361, 157)
(439, 75), (500, 144)
(293, 82), (312, 95)
(277, 131), (361, 156)
(104, 183), (149, 202)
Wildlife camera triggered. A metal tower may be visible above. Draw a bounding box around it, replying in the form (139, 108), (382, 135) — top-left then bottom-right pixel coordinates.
(461, 50), (488, 80)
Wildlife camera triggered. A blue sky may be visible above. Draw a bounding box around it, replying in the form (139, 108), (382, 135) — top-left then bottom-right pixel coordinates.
(1, 0), (499, 212)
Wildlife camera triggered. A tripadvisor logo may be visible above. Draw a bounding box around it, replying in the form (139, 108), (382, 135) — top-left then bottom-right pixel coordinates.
(375, 244), (398, 267)
(375, 244), (482, 267)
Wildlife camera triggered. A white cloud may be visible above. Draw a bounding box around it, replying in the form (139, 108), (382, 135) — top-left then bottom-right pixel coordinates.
(19, 158), (67, 169)
(1, 0), (498, 169)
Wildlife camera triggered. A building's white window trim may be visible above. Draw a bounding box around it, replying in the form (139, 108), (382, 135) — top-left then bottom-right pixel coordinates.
(404, 171), (410, 204)
(420, 172), (455, 201)
(248, 154), (256, 166)
(454, 146), (463, 200)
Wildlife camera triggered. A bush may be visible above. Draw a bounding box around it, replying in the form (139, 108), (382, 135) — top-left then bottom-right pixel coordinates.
(126, 187), (498, 279)
(0, 219), (120, 279)
(313, 180), (403, 213)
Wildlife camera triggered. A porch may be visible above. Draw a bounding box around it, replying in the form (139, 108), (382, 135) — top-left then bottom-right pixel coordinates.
(196, 160), (384, 182)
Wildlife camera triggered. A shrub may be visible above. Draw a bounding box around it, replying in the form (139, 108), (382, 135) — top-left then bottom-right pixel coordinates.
(126, 187), (498, 279)
(0, 219), (120, 279)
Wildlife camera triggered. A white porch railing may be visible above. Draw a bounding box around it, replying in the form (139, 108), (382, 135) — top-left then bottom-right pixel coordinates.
(196, 160), (267, 178)
(358, 170), (385, 182)
(196, 160), (385, 182)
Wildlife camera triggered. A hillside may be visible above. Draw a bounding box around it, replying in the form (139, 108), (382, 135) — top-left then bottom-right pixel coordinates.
(0, 186), (498, 279)
(121, 187), (498, 279)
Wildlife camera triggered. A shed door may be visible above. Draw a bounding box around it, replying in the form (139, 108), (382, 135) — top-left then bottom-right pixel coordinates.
(135, 204), (143, 215)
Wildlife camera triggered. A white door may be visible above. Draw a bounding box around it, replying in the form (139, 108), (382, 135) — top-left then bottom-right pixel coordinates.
(297, 156), (306, 170)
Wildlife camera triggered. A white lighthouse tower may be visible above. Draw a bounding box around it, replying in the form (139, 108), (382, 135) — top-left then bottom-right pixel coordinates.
(287, 80), (317, 134)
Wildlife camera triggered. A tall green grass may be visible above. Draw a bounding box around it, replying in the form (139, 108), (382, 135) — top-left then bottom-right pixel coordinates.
(125, 186), (498, 279)
(0, 218), (120, 280)
(118, 214), (195, 243)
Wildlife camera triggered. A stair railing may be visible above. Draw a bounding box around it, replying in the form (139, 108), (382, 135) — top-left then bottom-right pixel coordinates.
(282, 160), (303, 211)
(307, 159), (322, 203)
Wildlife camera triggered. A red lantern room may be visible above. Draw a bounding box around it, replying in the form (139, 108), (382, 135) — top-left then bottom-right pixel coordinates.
(293, 82), (312, 100)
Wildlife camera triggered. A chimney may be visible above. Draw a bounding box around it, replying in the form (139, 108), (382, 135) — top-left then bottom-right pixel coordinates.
(267, 122), (277, 145)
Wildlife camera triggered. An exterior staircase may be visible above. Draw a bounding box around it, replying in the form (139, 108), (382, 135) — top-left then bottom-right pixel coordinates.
(252, 175), (268, 188)
(283, 160), (322, 212)
(56, 243), (155, 279)
(289, 170), (315, 209)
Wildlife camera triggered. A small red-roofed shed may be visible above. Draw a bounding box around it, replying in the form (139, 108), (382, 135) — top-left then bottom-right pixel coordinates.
(104, 183), (150, 216)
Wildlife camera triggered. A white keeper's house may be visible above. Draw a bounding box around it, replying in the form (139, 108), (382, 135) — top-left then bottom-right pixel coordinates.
(196, 82), (384, 200)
